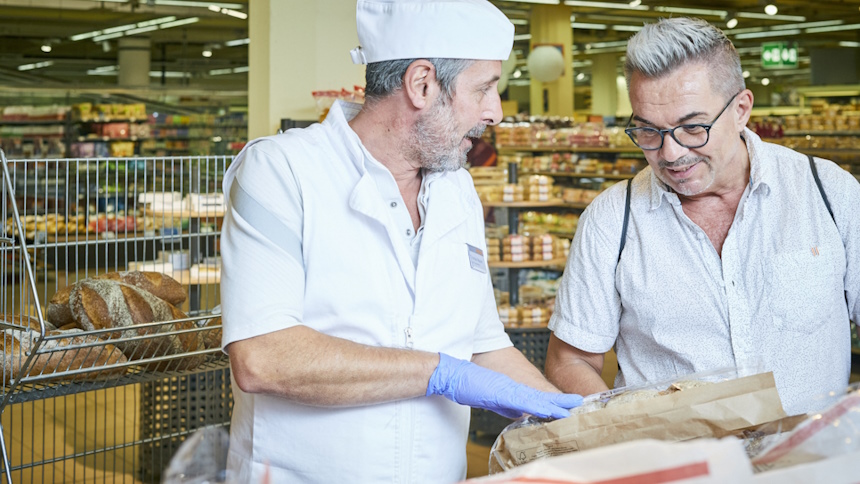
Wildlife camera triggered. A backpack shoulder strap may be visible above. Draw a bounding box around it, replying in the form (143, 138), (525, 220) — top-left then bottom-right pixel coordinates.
(808, 154), (836, 226)
(617, 178), (632, 263)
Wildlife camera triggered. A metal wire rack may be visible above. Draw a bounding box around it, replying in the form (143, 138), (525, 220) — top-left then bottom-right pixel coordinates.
(0, 149), (230, 483)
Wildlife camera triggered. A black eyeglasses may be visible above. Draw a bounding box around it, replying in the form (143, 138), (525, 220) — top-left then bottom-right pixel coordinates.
(624, 91), (742, 151)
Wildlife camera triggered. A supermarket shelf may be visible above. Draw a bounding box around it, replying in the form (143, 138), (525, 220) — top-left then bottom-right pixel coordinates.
(145, 208), (224, 219)
(74, 117), (148, 124)
(522, 171), (637, 180)
(75, 136), (148, 142)
(0, 119), (67, 125)
(498, 146), (641, 154)
(783, 130), (860, 137)
(488, 257), (567, 268)
(481, 199), (565, 208)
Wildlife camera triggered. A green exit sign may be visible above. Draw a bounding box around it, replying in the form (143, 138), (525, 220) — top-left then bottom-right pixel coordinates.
(761, 42), (798, 69)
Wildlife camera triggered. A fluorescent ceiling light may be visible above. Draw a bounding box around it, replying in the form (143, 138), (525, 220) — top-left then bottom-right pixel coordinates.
(572, 60), (592, 67)
(590, 40), (628, 48)
(159, 17), (200, 29)
(92, 32), (126, 42)
(764, 5), (778, 16)
(149, 71), (190, 78)
(734, 29), (801, 39)
(806, 23), (860, 33)
(612, 25), (642, 32)
(208, 5), (248, 19)
(628, 0), (641, 6)
(71, 16), (177, 41)
(209, 66), (248, 76)
(224, 37), (249, 47)
(761, 77), (770, 86)
(18, 61), (53, 71)
(726, 18), (738, 29)
(839, 41), (860, 47)
(513, 34), (532, 41)
(125, 25), (159, 36)
(652, 6), (727, 17)
(152, 0), (243, 7)
(40, 44), (52, 53)
(771, 20), (841, 30)
(736, 12), (805, 22)
(572, 22), (608, 30)
(510, 19), (528, 25)
(564, 1), (647, 11)
(506, 0), (559, 3)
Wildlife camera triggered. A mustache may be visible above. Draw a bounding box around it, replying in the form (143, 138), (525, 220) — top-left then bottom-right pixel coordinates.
(466, 124), (487, 139)
(658, 155), (708, 169)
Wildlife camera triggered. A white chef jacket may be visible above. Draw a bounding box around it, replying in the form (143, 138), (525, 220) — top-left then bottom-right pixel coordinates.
(549, 129), (860, 416)
(220, 100), (512, 483)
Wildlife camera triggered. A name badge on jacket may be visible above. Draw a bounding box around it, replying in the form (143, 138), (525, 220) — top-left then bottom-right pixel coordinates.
(467, 244), (487, 274)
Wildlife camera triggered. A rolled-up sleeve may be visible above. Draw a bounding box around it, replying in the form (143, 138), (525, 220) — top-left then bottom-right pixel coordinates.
(221, 140), (306, 350)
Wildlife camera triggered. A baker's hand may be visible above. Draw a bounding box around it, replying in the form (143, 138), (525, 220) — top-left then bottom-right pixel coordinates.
(425, 353), (583, 419)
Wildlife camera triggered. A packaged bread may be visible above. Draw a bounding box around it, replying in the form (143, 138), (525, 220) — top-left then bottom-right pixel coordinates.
(69, 279), (199, 362)
(2, 327), (128, 383)
(48, 271), (186, 327)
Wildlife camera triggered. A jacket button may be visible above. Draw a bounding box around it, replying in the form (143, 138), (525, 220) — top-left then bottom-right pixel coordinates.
(406, 229), (412, 236)
(390, 202), (397, 208)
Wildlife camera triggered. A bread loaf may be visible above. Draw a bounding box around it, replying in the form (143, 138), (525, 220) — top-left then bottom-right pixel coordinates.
(2, 327), (127, 383)
(1, 313), (56, 332)
(47, 271), (186, 327)
(69, 279), (199, 361)
(201, 316), (222, 350)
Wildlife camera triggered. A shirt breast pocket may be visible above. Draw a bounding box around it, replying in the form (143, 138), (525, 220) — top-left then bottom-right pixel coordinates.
(767, 247), (842, 333)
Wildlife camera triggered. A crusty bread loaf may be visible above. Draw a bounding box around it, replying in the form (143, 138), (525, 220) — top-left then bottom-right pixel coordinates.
(2, 327), (127, 383)
(47, 271), (186, 327)
(201, 316), (222, 350)
(69, 279), (199, 362)
(1, 313), (56, 332)
(99, 271), (186, 305)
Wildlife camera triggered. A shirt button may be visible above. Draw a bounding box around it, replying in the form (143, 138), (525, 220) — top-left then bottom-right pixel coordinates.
(390, 202), (397, 208)
(406, 229), (412, 236)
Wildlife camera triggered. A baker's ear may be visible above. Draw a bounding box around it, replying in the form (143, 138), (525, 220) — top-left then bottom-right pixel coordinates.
(734, 89), (754, 131)
(402, 59), (438, 110)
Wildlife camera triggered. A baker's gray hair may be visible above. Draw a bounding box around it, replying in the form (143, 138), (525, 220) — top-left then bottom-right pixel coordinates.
(364, 58), (475, 103)
(624, 17), (744, 100)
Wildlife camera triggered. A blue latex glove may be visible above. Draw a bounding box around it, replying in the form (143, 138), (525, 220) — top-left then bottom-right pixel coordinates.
(425, 353), (584, 419)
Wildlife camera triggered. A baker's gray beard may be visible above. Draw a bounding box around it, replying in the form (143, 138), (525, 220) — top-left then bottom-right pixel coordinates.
(410, 99), (486, 173)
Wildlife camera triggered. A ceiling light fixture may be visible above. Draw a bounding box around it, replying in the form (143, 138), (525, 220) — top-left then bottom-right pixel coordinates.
(726, 17), (738, 29)
(18, 61), (53, 71)
(761, 77), (770, 85)
(506, 0), (559, 4)
(207, 5), (248, 20)
(576, 72), (586, 81)
(742, 70), (750, 78)
(764, 4), (778, 16)
(572, 22), (608, 30)
(772, 20), (842, 30)
(628, 0), (641, 6)
(71, 16), (177, 41)
(153, 0), (243, 7)
(512, 69), (522, 79)
(224, 38), (249, 47)
(564, 1), (647, 11)
(209, 66), (248, 76)
(736, 12), (804, 21)
(513, 34), (532, 41)
(652, 6), (727, 17)
(839, 41), (860, 47)
(805, 23), (860, 34)
(202, 48), (213, 57)
(41, 43), (52, 53)
(612, 25), (643, 32)
(733, 29), (800, 39)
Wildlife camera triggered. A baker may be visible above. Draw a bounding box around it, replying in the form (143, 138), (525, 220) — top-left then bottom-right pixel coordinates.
(219, 1), (583, 482)
(545, 17), (860, 417)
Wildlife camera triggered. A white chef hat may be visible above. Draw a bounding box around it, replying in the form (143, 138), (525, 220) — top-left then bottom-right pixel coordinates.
(349, 0), (514, 65)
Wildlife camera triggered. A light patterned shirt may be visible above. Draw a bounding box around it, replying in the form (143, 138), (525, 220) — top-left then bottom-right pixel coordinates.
(549, 128), (860, 415)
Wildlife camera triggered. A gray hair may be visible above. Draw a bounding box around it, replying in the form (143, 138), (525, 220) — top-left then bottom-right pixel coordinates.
(624, 17), (744, 100)
(364, 58), (475, 103)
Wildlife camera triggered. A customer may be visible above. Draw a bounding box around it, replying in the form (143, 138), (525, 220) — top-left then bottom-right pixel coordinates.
(219, 1), (583, 482)
(545, 17), (859, 417)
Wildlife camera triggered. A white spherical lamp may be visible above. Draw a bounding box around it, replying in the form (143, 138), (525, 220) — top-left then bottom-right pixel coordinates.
(497, 72), (509, 94)
(502, 51), (518, 75)
(527, 45), (565, 83)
